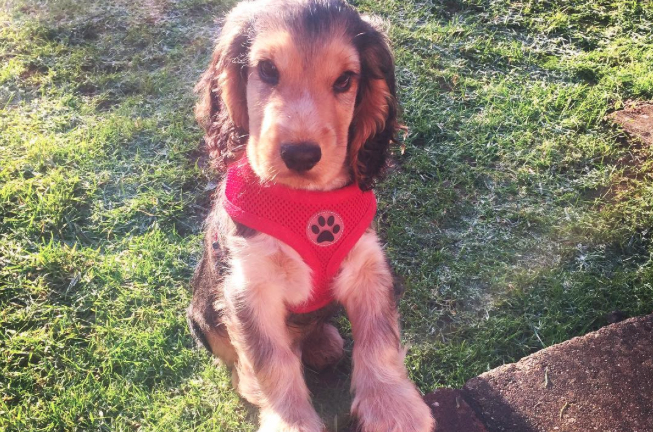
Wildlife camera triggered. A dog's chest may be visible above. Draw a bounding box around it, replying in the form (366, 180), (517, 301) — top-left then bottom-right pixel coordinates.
(222, 159), (377, 314)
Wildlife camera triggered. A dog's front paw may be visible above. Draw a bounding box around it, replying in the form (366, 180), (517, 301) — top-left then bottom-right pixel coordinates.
(352, 380), (435, 432)
(258, 409), (325, 432)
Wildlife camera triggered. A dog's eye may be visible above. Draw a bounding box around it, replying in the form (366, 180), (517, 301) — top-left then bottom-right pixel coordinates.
(333, 72), (354, 93)
(258, 60), (279, 85)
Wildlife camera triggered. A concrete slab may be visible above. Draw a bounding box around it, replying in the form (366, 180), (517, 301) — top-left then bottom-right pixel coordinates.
(463, 314), (653, 432)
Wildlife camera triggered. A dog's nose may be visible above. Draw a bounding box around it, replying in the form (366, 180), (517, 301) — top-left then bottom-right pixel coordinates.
(280, 142), (321, 172)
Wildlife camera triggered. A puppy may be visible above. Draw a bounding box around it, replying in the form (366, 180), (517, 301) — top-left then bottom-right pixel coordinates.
(187, 1), (435, 431)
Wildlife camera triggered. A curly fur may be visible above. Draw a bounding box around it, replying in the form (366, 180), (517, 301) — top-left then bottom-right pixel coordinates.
(187, 1), (435, 431)
(193, 0), (399, 189)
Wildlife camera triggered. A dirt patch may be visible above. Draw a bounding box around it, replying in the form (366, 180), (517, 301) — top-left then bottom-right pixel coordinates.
(425, 388), (488, 432)
(305, 362), (352, 431)
(610, 102), (653, 147)
(593, 102), (653, 208)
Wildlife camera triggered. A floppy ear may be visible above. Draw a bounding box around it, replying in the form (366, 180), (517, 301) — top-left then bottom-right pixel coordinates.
(194, 3), (255, 170)
(348, 18), (401, 190)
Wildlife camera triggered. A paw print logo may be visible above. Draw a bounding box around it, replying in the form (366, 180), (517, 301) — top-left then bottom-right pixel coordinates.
(306, 211), (344, 246)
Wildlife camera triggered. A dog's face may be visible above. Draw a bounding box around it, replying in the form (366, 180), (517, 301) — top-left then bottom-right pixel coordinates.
(196, 0), (400, 191)
(246, 28), (359, 189)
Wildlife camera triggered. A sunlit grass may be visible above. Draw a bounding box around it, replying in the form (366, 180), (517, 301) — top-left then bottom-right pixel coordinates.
(1, 0), (652, 430)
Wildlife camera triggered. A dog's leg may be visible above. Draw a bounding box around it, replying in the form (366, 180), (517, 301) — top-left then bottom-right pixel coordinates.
(333, 232), (435, 432)
(223, 252), (324, 432)
(188, 247), (239, 367)
(225, 293), (324, 432)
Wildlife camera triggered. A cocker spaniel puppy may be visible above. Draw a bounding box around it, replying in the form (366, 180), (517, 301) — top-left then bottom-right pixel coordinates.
(187, 1), (435, 431)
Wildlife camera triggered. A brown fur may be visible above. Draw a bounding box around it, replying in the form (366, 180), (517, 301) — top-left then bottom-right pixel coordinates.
(193, 0), (399, 190)
(188, 1), (435, 431)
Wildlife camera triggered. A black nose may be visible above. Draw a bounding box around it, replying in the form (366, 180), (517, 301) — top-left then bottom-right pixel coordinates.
(280, 142), (321, 172)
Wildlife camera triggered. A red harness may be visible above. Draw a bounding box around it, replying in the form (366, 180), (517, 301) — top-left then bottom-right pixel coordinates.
(223, 158), (377, 314)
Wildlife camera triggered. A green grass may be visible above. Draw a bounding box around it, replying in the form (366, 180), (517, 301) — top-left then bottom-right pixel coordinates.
(1, 0), (652, 430)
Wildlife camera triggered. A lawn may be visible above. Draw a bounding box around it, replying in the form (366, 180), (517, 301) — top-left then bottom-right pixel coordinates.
(1, 0), (652, 431)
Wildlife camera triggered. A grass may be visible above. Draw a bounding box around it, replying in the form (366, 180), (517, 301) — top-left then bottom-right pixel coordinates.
(1, 0), (652, 430)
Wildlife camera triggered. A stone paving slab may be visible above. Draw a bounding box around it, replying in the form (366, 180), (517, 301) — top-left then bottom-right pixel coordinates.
(462, 314), (653, 432)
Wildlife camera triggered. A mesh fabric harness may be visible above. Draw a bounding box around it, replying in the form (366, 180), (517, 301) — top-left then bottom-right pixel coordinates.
(223, 158), (377, 314)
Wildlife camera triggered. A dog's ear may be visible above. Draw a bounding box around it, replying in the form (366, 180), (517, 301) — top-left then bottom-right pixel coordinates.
(195, 3), (255, 169)
(348, 18), (401, 190)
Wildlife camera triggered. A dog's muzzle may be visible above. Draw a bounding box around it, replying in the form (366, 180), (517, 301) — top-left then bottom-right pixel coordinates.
(280, 142), (321, 172)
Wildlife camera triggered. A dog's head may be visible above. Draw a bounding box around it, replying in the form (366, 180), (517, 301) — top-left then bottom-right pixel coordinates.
(195, 0), (400, 191)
